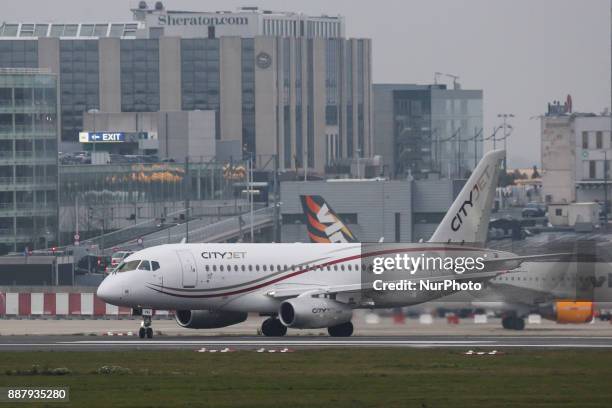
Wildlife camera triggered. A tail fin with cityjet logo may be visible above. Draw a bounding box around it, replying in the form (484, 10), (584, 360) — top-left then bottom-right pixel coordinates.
(299, 195), (359, 243)
(429, 149), (505, 245)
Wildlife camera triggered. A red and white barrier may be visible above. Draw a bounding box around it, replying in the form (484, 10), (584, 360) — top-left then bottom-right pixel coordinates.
(0, 292), (170, 317)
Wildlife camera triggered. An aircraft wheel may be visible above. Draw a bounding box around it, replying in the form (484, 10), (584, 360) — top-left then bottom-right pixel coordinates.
(146, 327), (154, 338)
(501, 317), (511, 330)
(328, 321), (354, 337)
(138, 327), (146, 338)
(261, 318), (287, 337)
(512, 317), (525, 331)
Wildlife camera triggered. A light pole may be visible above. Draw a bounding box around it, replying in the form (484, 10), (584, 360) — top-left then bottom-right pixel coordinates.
(604, 150), (609, 226)
(249, 154), (254, 242)
(497, 113), (514, 171)
(88, 109), (99, 164)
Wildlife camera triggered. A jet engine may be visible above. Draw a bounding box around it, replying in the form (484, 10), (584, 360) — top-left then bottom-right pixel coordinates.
(279, 297), (352, 329)
(175, 310), (247, 329)
(538, 301), (594, 324)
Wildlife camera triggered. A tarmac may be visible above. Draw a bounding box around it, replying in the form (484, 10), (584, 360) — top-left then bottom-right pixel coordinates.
(0, 316), (611, 351)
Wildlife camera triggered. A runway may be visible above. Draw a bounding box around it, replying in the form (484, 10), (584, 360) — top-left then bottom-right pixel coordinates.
(1, 335), (611, 351)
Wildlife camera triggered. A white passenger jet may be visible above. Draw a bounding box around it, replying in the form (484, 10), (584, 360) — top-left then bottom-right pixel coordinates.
(97, 150), (547, 338)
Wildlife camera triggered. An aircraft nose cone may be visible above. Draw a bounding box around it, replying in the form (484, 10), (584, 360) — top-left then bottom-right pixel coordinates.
(96, 276), (120, 305)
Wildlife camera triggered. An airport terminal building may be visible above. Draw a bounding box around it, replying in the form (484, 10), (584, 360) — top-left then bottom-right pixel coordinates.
(0, 3), (373, 173)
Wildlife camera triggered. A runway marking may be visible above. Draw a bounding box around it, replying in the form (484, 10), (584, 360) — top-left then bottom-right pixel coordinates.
(0, 342), (611, 349)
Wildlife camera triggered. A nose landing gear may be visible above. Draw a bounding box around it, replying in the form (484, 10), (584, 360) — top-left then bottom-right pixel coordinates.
(138, 309), (154, 339)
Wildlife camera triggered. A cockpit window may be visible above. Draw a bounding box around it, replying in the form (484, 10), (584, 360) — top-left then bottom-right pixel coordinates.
(151, 261), (160, 271)
(138, 260), (151, 271)
(117, 260), (140, 272)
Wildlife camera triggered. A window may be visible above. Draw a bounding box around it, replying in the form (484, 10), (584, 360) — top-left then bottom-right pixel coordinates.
(138, 260), (151, 271)
(117, 260), (140, 272)
(121, 39), (160, 112)
(582, 132), (589, 149)
(596, 131), (603, 149)
(555, 208), (562, 216)
(152, 261), (160, 271)
(595, 132), (603, 149)
(589, 160), (596, 179)
(205, 265), (210, 272)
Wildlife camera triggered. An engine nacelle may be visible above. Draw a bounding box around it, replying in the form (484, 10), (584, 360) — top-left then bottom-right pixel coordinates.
(539, 301), (594, 324)
(175, 310), (247, 329)
(279, 297), (352, 329)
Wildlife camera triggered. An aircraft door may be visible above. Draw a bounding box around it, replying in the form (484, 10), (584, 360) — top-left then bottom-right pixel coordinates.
(177, 250), (198, 288)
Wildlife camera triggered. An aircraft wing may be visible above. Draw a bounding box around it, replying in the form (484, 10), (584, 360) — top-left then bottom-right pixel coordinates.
(481, 252), (571, 273)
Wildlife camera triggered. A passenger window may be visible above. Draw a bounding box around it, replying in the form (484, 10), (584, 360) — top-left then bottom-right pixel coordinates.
(212, 265), (217, 272)
(277, 265), (281, 271)
(138, 261), (151, 271)
(347, 265), (352, 271)
(256, 265), (260, 271)
(248, 265), (253, 271)
(263, 265), (267, 272)
(241, 265), (245, 272)
(151, 261), (160, 271)
(270, 265), (274, 271)
(205, 265), (210, 272)
(220, 265), (224, 272)
(234, 265), (238, 272)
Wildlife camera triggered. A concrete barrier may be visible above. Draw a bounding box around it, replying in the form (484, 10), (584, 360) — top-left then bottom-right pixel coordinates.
(0, 291), (171, 317)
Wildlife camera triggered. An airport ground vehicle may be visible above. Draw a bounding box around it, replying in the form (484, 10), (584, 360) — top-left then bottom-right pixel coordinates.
(521, 203), (546, 218)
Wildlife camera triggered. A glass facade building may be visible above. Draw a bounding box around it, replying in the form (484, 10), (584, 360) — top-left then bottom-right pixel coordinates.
(0, 7), (372, 174)
(120, 39), (160, 112)
(59, 40), (99, 141)
(373, 84), (483, 180)
(0, 68), (58, 253)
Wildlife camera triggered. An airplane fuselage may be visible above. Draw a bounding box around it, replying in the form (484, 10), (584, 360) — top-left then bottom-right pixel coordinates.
(98, 242), (510, 313)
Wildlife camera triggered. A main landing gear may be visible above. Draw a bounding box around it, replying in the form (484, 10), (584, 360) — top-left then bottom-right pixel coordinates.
(261, 317), (287, 337)
(502, 315), (525, 330)
(138, 309), (154, 339)
(327, 321), (354, 337)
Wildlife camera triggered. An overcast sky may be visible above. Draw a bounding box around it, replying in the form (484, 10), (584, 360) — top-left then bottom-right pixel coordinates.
(3, 0), (610, 167)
